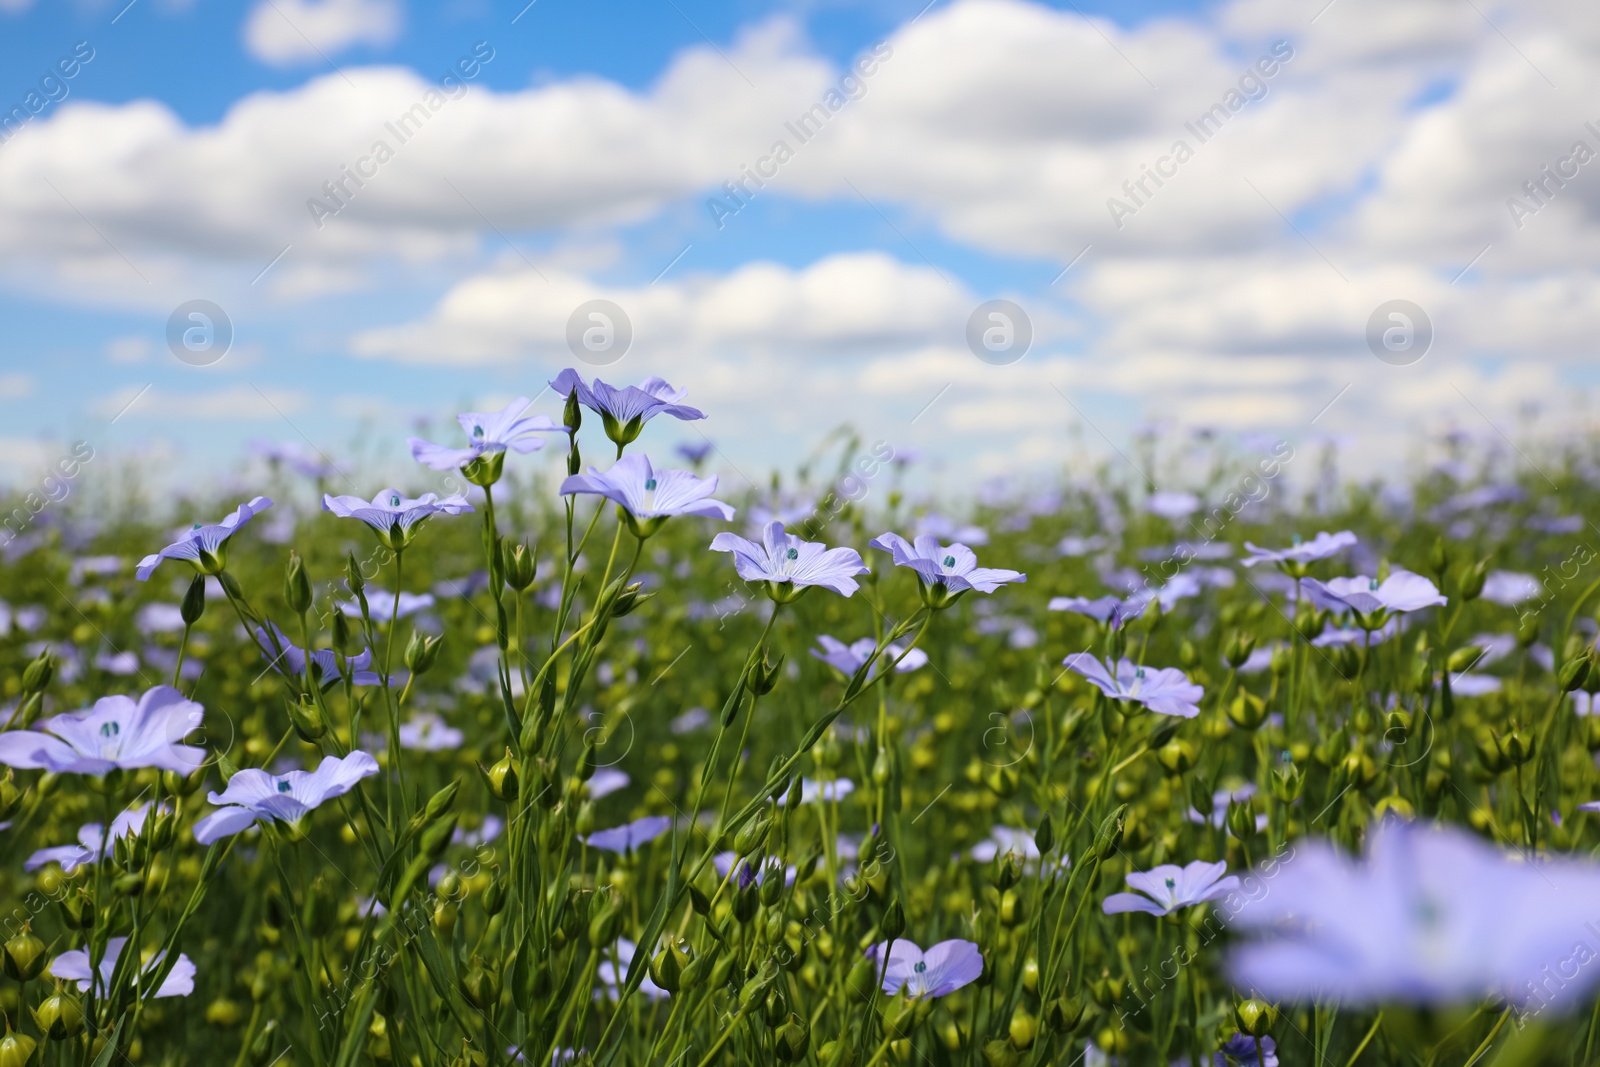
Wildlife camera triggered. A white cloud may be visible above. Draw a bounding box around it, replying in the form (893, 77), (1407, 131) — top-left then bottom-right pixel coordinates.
(93, 384), (309, 421)
(244, 0), (404, 67)
(105, 337), (150, 364)
(0, 373), (33, 399)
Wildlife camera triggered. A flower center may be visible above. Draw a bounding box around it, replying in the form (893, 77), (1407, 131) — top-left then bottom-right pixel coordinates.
(390, 495), (401, 508)
(785, 548), (798, 560)
(1291, 534), (1303, 545)
(191, 522), (201, 530)
(1135, 668), (1146, 679)
(942, 555), (955, 568)
(276, 780), (292, 794)
(99, 722), (119, 738)
(1369, 579), (1379, 590)
(472, 424), (483, 438)
(913, 961), (926, 974)
(1165, 877), (1176, 890)
(644, 478), (657, 491)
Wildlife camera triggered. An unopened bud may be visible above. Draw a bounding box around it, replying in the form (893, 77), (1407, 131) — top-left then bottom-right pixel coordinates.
(284, 551), (312, 615)
(181, 574), (207, 625)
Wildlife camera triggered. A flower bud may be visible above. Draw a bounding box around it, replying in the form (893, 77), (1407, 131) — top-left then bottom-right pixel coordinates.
(460, 957), (500, 1010)
(288, 694), (327, 742)
(1226, 691), (1267, 730)
(995, 850), (1022, 891)
(764, 985), (789, 1026)
(404, 631), (443, 676)
(505, 542), (536, 592)
(21, 650), (54, 694)
(846, 955), (879, 1002)
(1459, 558), (1489, 601)
(1227, 799), (1261, 842)
(880, 898), (905, 943)
(1093, 804), (1128, 862)
(420, 816), (458, 862)
(284, 551), (313, 615)
(563, 389), (582, 432)
(1270, 761), (1304, 803)
(760, 859), (786, 907)
(1157, 738), (1198, 776)
(1561, 653), (1593, 693)
(734, 813), (771, 856)
(1223, 631), (1256, 670)
(1045, 992), (1085, 1033)
(1008, 1004), (1038, 1049)
(482, 877), (508, 916)
(610, 582), (652, 618)
(483, 748), (520, 802)
(751, 652), (785, 696)
(1235, 997), (1277, 1037)
(1446, 646), (1483, 674)
(3, 928), (45, 981)
(981, 1039), (1020, 1067)
(33, 993), (85, 1040)
(181, 573), (207, 626)
(206, 997), (245, 1026)
(1033, 814), (1054, 856)
(1498, 728), (1535, 767)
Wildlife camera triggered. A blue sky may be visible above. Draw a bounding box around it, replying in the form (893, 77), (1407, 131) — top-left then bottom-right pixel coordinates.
(0, 0), (1592, 504)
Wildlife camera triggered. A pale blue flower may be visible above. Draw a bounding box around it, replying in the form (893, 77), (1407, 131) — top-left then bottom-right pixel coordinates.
(710, 520), (868, 599)
(193, 751), (380, 844)
(865, 939), (983, 998)
(322, 489), (473, 550)
(136, 496), (273, 580)
(1063, 654), (1204, 718)
(409, 396), (567, 472)
(1104, 860), (1239, 916)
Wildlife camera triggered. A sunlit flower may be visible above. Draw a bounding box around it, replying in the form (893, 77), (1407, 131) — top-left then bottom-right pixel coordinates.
(0, 685), (204, 775)
(869, 532), (1025, 608)
(864, 939), (984, 998)
(1063, 654), (1204, 718)
(193, 752), (380, 844)
(51, 937), (195, 998)
(581, 814), (671, 854)
(409, 397), (567, 477)
(561, 454), (733, 537)
(710, 520), (868, 600)
(252, 623), (387, 688)
(552, 368), (704, 447)
(810, 636), (927, 677)
(1480, 571), (1542, 607)
(322, 489), (473, 551)
(800, 777), (855, 804)
(136, 496), (273, 580)
(1103, 860), (1239, 917)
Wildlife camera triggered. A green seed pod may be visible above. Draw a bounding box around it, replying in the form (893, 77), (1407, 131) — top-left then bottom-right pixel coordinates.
(1157, 738), (1198, 775)
(1093, 804), (1128, 861)
(1045, 992), (1085, 1033)
(650, 938), (692, 994)
(846, 955), (879, 1002)
(33, 993), (85, 1040)
(483, 748), (520, 802)
(981, 1038), (1021, 1067)
(0, 1029), (36, 1067)
(404, 631), (443, 676)
(880, 898), (905, 942)
(1034, 813), (1054, 856)
(2, 928), (45, 981)
(1222, 631), (1256, 669)
(482, 877), (507, 916)
(460, 957), (500, 1010)
(1227, 799), (1261, 842)
(420, 815), (459, 862)
(763, 985), (788, 1026)
(774, 1013), (810, 1063)
(248, 1019), (279, 1065)
(733, 880), (760, 924)
(1459, 558), (1489, 601)
(505, 541), (536, 592)
(288, 694), (327, 742)
(21, 649), (54, 694)
(1561, 653), (1593, 693)
(1271, 761), (1304, 803)
(734, 812), (771, 856)
(1008, 1004), (1038, 1050)
(1235, 997), (1277, 1037)
(1226, 691), (1267, 730)
(1498, 728), (1535, 767)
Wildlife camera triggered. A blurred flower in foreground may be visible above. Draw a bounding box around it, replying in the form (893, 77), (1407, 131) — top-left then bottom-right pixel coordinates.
(1103, 860), (1239, 917)
(322, 489), (474, 551)
(0, 686), (204, 775)
(1227, 819), (1600, 1009)
(408, 396), (567, 474)
(1303, 571), (1446, 615)
(52, 937), (195, 998)
(864, 939), (983, 997)
(338, 590), (435, 621)
(869, 533), (1025, 608)
(398, 712), (463, 751)
(26, 801), (167, 873)
(1063, 654), (1204, 718)
(1480, 570), (1541, 607)
(710, 520), (868, 600)
(135, 496), (273, 580)
(810, 636), (927, 677)
(581, 815), (671, 855)
(193, 752), (380, 844)
(800, 777), (854, 804)
(1214, 1033), (1277, 1067)
(1241, 530), (1356, 568)
(561, 454), (733, 538)
(1146, 491), (1200, 519)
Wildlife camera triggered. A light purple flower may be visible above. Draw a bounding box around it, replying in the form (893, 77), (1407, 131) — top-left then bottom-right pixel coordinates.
(252, 623), (387, 688)
(26, 801), (166, 873)
(136, 496), (273, 580)
(338, 590), (436, 621)
(1303, 570), (1446, 615)
(398, 712), (463, 751)
(1481, 571), (1541, 607)
(1103, 860), (1239, 916)
(1146, 491), (1200, 520)
(322, 489), (473, 550)
(551, 369), (705, 446)
(1063, 654), (1204, 718)
(597, 938), (667, 1000)
(252, 440), (339, 480)
(1241, 531), (1357, 568)
(864, 939), (984, 998)
(677, 440), (714, 464)
(710, 521), (868, 599)
(869, 532), (1025, 607)
(1215, 1034), (1277, 1067)
(1048, 595), (1142, 630)
(193, 751), (380, 844)
(582, 814), (671, 854)
(409, 397), (567, 472)
(800, 777), (855, 804)
(0, 686), (204, 776)
(810, 636), (927, 677)
(587, 768), (630, 799)
(561, 454), (733, 537)
(1226, 819), (1600, 1008)
(51, 937), (195, 998)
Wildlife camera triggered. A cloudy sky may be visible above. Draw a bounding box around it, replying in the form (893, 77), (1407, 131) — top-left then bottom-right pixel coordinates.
(0, 0), (1596, 499)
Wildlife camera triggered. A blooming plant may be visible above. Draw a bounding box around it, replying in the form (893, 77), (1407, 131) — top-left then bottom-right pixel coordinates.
(0, 373), (1596, 1067)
